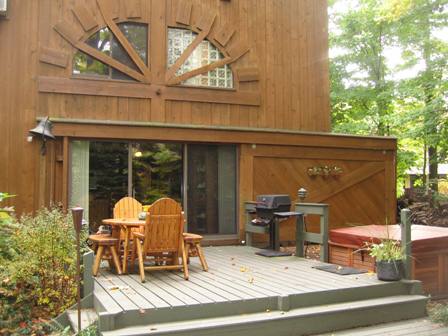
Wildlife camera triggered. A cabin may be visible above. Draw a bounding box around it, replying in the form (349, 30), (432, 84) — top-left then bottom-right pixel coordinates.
(0, 0), (396, 245)
(4, 1), (437, 335)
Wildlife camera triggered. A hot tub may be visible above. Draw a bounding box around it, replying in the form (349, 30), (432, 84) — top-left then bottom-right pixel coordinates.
(329, 224), (448, 297)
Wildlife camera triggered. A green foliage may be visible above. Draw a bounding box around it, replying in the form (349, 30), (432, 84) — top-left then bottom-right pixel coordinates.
(429, 302), (448, 326)
(133, 143), (182, 205)
(0, 193), (17, 262)
(367, 239), (404, 262)
(0, 207), (88, 334)
(78, 323), (99, 336)
(330, 0), (448, 196)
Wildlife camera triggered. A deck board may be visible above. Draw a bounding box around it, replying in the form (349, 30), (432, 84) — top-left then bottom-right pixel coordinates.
(94, 246), (400, 323)
(205, 247), (375, 291)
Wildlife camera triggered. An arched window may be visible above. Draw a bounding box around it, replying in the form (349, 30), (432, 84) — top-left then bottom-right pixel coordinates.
(167, 28), (233, 89)
(73, 22), (148, 81)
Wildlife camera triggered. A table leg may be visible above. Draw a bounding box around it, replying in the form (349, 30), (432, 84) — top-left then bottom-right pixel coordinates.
(122, 226), (131, 274)
(273, 219), (280, 251)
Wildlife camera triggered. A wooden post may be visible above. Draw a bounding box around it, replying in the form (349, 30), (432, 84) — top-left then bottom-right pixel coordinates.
(295, 214), (305, 257)
(401, 208), (412, 279)
(294, 203), (329, 262)
(72, 207), (83, 332)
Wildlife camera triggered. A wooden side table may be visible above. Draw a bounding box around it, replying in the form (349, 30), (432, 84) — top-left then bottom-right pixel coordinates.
(183, 233), (208, 271)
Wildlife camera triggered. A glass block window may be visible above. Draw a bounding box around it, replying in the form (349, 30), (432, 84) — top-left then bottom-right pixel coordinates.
(167, 28), (233, 89)
(73, 22), (148, 81)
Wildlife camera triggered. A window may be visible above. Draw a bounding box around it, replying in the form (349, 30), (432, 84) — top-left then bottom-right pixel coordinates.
(167, 28), (233, 89)
(73, 22), (148, 80)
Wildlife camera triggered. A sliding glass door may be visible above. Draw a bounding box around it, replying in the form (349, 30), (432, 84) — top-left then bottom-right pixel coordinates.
(187, 145), (237, 235)
(69, 140), (236, 236)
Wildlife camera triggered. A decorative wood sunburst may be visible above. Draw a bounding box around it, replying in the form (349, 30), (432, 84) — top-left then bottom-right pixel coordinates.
(38, 0), (260, 107)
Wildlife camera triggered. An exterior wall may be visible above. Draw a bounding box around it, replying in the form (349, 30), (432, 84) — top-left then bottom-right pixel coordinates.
(1, 0), (331, 214)
(0, 0), (397, 242)
(239, 140), (396, 242)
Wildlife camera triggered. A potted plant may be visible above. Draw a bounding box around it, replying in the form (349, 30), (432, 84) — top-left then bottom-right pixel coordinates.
(368, 238), (404, 281)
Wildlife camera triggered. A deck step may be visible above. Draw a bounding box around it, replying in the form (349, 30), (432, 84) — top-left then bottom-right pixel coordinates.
(317, 317), (448, 335)
(101, 294), (427, 336)
(67, 308), (98, 333)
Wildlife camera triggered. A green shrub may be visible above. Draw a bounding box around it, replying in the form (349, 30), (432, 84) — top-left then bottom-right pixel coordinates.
(0, 206), (88, 334)
(0, 193), (17, 262)
(429, 302), (448, 326)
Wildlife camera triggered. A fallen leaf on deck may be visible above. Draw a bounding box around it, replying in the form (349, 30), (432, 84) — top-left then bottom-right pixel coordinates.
(240, 267), (248, 272)
(108, 286), (119, 291)
(248, 276), (254, 283)
(284, 266), (289, 270)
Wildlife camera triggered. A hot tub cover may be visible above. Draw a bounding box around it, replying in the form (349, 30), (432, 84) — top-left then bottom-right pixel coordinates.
(329, 224), (448, 252)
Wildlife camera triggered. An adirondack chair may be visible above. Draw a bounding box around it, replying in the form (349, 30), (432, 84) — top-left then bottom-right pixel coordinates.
(114, 196), (143, 219)
(132, 198), (189, 282)
(113, 196), (143, 239)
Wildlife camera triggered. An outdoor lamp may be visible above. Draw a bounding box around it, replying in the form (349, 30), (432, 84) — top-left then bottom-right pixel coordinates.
(298, 187), (308, 202)
(28, 117), (55, 155)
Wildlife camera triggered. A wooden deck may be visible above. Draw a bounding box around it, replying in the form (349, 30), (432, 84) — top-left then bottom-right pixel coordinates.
(94, 246), (427, 335)
(319, 318), (448, 335)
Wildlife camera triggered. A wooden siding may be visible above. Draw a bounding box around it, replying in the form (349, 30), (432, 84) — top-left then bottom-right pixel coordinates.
(0, 0), (395, 233)
(34, 0), (330, 131)
(239, 144), (396, 242)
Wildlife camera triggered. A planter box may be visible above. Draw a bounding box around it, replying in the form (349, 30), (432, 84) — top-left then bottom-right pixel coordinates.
(329, 224), (448, 298)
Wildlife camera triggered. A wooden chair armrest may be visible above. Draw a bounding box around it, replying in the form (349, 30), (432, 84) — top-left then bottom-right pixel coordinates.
(133, 232), (145, 240)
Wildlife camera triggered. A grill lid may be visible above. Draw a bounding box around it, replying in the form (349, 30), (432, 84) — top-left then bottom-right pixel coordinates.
(255, 194), (291, 210)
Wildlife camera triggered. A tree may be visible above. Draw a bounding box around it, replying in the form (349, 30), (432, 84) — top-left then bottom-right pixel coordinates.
(386, 0), (448, 193)
(330, 0), (396, 136)
(329, 0), (448, 198)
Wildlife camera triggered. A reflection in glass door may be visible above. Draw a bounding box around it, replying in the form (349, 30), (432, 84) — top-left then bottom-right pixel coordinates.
(187, 145), (237, 235)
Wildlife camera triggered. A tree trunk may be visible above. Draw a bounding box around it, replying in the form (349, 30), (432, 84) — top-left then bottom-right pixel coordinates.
(428, 145), (438, 193)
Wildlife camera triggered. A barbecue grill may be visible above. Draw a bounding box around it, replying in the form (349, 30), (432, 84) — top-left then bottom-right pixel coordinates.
(252, 194), (302, 257)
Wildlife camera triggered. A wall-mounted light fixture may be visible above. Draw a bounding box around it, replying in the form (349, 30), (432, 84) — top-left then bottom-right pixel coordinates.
(28, 117), (55, 155)
(0, 0), (8, 17)
(307, 165), (343, 178)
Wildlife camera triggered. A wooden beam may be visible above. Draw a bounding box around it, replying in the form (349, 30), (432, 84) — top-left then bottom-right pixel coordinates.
(195, 12), (217, 32)
(96, 0), (150, 80)
(214, 26), (235, 47)
(237, 68), (259, 82)
(227, 41), (250, 61)
(167, 57), (231, 85)
(62, 136), (69, 210)
(78, 43), (147, 82)
(72, 5), (98, 31)
(164, 86), (260, 106)
(54, 21), (83, 45)
(46, 118), (397, 151)
(176, 0), (192, 26)
(165, 13), (216, 82)
(37, 77), (261, 106)
(39, 47), (69, 68)
(38, 76), (151, 98)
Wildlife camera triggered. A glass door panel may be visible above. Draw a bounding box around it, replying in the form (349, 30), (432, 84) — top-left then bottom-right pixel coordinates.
(132, 143), (183, 205)
(187, 145), (236, 235)
(88, 141), (128, 231)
